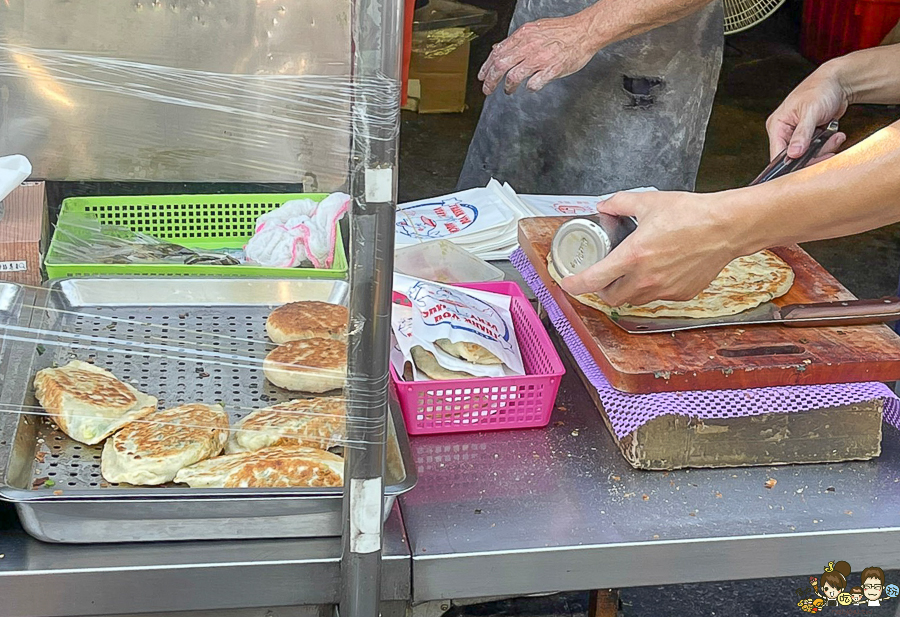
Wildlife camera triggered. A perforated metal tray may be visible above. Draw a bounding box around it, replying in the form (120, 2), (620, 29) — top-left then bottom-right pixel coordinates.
(0, 277), (416, 543)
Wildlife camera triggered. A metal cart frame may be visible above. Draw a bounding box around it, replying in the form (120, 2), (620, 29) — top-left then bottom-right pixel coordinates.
(343, 1), (405, 616)
(0, 1), (407, 616)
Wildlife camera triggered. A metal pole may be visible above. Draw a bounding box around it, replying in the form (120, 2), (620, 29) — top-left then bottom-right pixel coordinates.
(341, 0), (403, 616)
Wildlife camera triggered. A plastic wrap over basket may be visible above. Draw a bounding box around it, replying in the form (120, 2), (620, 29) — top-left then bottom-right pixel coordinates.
(510, 249), (900, 437)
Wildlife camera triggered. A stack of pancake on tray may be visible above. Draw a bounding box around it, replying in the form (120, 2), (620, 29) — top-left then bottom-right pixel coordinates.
(33, 301), (351, 489)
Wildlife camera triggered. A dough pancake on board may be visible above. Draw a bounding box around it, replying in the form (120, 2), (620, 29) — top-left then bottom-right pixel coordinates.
(266, 301), (349, 344)
(225, 397), (346, 454)
(101, 403), (229, 485)
(34, 360), (158, 445)
(435, 339), (502, 365)
(174, 446), (345, 488)
(547, 250), (794, 319)
(263, 338), (347, 393)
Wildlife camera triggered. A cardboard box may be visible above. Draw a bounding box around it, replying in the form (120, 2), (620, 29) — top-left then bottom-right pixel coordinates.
(0, 182), (48, 287)
(406, 40), (470, 114)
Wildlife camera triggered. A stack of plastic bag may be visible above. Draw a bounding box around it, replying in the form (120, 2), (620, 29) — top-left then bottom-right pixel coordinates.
(395, 179), (530, 260)
(395, 180), (658, 261)
(513, 186), (657, 217)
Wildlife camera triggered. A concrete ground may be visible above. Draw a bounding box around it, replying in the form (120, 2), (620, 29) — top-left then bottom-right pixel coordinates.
(398, 1), (900, 615)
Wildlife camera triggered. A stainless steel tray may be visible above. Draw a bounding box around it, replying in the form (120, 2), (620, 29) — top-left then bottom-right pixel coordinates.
(0, 277), (417, 543)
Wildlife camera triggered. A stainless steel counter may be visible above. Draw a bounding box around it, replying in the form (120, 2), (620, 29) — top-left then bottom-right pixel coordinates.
(0, 502), (410, 616)
(400, 357), (900, 602)
(5, 319), (900, 613)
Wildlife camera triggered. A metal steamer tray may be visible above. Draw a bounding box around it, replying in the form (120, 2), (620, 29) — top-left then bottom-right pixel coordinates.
(0, 277), (416, 543)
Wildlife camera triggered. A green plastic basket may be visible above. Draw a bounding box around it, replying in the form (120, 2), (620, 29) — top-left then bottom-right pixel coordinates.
(45, 193), (348, 279)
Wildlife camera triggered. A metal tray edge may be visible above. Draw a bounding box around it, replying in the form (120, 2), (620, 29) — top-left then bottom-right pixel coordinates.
(0, 278), (416, 502)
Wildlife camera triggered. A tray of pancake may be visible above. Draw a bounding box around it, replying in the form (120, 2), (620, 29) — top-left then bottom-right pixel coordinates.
(0, 277), (416, 543)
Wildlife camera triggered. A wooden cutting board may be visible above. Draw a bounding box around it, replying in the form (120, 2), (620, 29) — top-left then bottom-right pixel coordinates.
(519, 217), (900, 394)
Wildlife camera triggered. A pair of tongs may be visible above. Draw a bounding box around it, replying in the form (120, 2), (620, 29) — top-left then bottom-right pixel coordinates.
(750, 120), (840, 185)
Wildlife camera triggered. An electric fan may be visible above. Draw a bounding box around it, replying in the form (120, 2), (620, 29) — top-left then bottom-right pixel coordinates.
(724, 0), (788, 34)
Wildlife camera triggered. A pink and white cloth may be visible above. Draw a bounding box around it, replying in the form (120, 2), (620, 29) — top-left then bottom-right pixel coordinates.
(244, 193), (350, 269)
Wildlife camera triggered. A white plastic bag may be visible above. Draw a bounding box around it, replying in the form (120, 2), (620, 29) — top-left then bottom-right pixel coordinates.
(0, 155), (32, 204)
(515, 186), (658, 217)
(391, 274), (525, 381)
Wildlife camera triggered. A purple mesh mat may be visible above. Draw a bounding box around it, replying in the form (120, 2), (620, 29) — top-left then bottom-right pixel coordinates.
(510, 249), (900, 437)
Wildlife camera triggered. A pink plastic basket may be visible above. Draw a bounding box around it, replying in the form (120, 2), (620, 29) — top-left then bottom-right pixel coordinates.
(390, 281), (566, 435)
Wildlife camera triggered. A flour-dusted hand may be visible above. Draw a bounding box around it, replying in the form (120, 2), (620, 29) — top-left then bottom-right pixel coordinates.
(766, 64), (848, 163)
(478, 13), (599, 95)
(559, 191), (738, 307)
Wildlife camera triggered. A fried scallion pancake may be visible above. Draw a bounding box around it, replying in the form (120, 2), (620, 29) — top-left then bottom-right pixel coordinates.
(34, 360), (158, 445)
(225, 397), (346, 454)
(174, 446), (345, 488)
(265, 301), (349, 344)
(547, 250), (794, 319)
(101, 403), (229, 485)
(263, 338), (347, 393)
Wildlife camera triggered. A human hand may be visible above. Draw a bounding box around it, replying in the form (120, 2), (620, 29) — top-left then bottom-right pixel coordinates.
(478, 13), (598, 96)
(559, 191), (740, 307)
(766, 63), (849, 163)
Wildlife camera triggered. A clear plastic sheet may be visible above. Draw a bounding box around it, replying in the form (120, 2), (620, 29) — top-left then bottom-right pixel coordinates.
(0, 0), (399, 187)
(414, 0), (497, 33)
(50, 213), (242, 266)
(412, 0), (497, 57)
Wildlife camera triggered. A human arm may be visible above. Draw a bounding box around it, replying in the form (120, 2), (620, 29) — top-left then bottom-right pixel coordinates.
(479, 0), (714, 95)
(767, 43), (900, 160)
(560, 118), (900, 306)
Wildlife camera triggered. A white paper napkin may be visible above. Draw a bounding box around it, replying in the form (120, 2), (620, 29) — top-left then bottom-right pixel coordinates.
(0, 155), (33, 204)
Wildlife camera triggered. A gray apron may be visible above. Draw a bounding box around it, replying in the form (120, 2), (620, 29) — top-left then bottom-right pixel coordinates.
(458, 0), (725, 194)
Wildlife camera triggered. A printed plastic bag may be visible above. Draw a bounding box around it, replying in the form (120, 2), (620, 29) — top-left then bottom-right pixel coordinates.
(391, 274), (524, 381)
